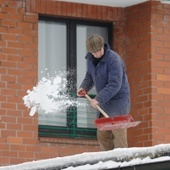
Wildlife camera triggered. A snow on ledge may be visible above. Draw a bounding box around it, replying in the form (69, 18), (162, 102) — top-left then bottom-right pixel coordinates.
(1, 144), (170, 170)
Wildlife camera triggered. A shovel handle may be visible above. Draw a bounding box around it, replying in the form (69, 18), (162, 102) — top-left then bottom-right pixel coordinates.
(84, 94), (109, 118)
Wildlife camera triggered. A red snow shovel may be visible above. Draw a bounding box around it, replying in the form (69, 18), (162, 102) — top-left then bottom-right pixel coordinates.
(78, 91), (141, 131)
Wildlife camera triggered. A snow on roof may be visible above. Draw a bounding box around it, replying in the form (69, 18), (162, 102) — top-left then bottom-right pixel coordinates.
(1, 144), (170, 170)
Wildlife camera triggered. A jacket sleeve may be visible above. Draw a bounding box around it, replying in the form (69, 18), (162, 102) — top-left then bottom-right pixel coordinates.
(96, 56), (123, 104)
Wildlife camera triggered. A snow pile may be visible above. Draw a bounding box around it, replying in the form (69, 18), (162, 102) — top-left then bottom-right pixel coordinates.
(23, 71), (85, 116)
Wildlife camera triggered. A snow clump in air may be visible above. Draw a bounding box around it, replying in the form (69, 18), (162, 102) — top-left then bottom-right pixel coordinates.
(23, 70), (85, 116)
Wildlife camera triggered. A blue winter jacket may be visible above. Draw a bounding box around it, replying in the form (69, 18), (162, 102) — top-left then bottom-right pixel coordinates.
(80, 43), (131, 118)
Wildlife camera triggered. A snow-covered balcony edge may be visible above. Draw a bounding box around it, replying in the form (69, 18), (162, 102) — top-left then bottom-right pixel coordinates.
(0, 144), (170, 170)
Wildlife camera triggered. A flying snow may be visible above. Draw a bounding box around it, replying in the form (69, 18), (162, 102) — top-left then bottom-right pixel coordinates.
(23, 70), (85, 116)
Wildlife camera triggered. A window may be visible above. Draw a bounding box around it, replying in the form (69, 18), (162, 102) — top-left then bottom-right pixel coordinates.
(38, 16), (113, 139)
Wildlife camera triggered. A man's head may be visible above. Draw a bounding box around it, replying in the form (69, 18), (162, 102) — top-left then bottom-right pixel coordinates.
(86, 34), (104, 53)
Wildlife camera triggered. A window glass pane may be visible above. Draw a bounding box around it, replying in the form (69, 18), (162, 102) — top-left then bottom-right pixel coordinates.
(38, 20), (67, 126)
(76, 25), (108, 128)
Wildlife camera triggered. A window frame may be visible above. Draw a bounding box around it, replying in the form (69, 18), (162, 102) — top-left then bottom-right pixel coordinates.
(38, 16), (113, 139)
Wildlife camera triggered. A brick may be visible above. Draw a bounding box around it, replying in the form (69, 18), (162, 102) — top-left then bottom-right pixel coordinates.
(46, 0), (52, 14)
(71, 3), (76, 17)
(8, 42), (23, 48)
(7, 83), (22, 90)
(82, 4), (87, 18)
(157, 74), (170, 81)
(24, 14), (38, 22)
(18, 76), (34, 84)
(8, 0), (18, 7)
(152, 40), (163, 47)
(26, 145), (40, 153)
(0, 40), (6, 47)
(1, 103), (17, 109)
(17, 21), (33, 29)
(23, 56), (37, 63)
(23, 28), (38, 37)
(1, 130), (16, 137)
(164, 42), (170, 48)
(7, 14), (23, 21)
(7, 55), (23, 62)
(7, 123), (22, 130)
(10, 144), (26, 151)
(29, 0), (36, 12)
(17, 63), (33, 70)
(10, 158), (25, 165)
(18, 35), (33, 43)
(87, 4), (92, 18)
(23, 124), (37, 131)
(0, 157), (10, 165)
(1, 115), (17, 123)
(2, 150), (18, 157)
(157, 61), (170, 68)
(7, 110), (22, 117)
(1, 88), (17, 95)
(156, 47), (170, 55)
(0, 82), (6, 89)
(1, 34), (17, 41)
(18, 49), (33, 56)
(7, 137), (23, 144)
(1, 7), (17, 13)
(0, 0), (6, 5)
(41, 146), (58, 153)
(157, 87), (170, 94)
(1, 20), (17, 27)
(165, 135), (170, 141)
(0, 122), (6, 129)
(17, 117), (33, 124)
(0, 144), (9, 150)
(25, 0), (31, 12)
(18, 131), (33, 138)
(61, 2), (67, 16)
(91, 5), (97, 19)
(0, 13), (6, 19)
(2, 48), (17, 55)
(23, 43), (37, 50)
(8, 27), (23, 34)
(76, 3), (82, 17)
(23, 138), (38, 145)
(34, 152), (50, 160)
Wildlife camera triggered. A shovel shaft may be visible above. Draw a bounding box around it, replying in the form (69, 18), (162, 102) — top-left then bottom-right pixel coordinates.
(85, 94), (109, 118)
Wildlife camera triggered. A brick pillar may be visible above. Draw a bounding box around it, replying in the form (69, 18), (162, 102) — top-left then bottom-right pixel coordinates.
(151, 1), (170, 144)
(125, 2), (152, 146)
(0, 0), (39, 165)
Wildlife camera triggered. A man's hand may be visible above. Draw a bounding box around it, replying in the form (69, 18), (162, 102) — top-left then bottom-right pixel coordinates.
(90, 98), (99, 108)
(77, 90), (99, 108)
(77, 88), (86, 97)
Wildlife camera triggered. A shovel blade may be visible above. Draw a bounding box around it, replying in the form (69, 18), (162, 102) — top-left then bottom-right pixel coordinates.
(94, 114), (141, 131)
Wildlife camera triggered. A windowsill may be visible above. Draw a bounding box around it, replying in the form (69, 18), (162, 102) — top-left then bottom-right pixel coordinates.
(39, 137), (99, 146)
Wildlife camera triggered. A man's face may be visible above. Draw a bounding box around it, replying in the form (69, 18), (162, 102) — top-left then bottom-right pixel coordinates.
(92, 47), (104, 58)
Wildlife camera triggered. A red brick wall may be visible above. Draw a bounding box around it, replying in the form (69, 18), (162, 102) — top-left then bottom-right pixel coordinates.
(151, 2), (170, 145)
(0, 0), (39, 165)
(124, 2), (152, 147)
(0, 0), (124, 166)
(0, 0), (170, 166)
(125, 1), (170, 147)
